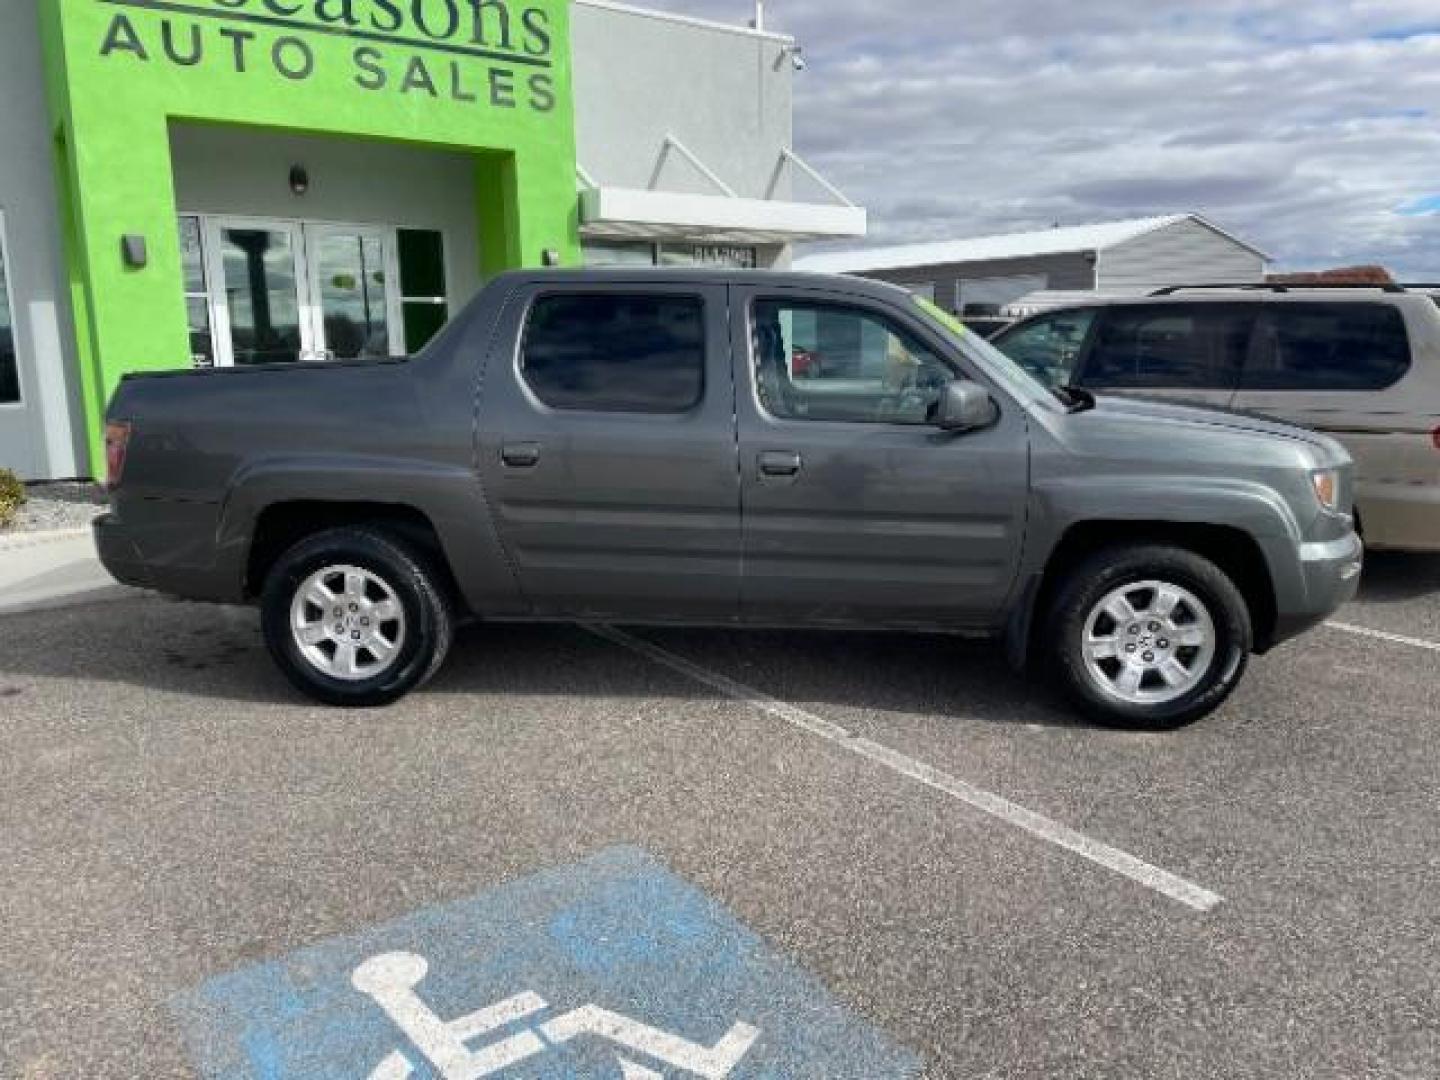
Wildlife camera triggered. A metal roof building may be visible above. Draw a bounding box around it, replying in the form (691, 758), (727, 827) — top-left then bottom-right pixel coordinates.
(795, 214), (1270, 320)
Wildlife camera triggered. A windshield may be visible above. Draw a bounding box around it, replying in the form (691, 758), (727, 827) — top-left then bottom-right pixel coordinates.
(910, 296), (1058, 407)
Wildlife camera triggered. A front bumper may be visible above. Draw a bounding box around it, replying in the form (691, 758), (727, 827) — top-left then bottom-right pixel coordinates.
(1269, 530), (1364, 647)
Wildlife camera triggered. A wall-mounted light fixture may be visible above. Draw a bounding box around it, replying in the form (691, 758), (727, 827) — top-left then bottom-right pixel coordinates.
(289, 164), (310, 196)
(121, 234), (148, 269)
(774, 43), (806, 72)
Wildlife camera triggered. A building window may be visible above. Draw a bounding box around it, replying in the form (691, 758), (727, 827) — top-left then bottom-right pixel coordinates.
(957, 274), (1048, 319)
(521, 293), (706, 414)
(0, 213), (21, 404)
(397, 229), (449, 353)
(179, 216), (215, 368)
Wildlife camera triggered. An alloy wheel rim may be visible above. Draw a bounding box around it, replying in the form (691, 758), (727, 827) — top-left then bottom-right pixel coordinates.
(290, 564), (407, 682)
(1082, 580), (1216, 706)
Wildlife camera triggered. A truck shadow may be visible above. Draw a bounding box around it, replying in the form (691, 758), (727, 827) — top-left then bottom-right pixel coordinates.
(0, 599), (1092, 729)
(434, 623), (1099, 732)
(1356, 551), (1440, 604)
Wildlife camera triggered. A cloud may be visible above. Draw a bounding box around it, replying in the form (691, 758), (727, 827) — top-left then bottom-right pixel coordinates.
(644, 0), (1440, 275)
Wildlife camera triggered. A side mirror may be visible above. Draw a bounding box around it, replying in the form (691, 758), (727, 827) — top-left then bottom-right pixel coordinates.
(934, 379), (1000, 433)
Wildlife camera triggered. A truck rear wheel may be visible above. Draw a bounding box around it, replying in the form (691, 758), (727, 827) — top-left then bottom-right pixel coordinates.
(260, 526), (453, 708)
(1046, 544), (1252, 729)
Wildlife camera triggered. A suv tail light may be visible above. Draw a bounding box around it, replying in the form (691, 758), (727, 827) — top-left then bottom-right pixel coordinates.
(105, 421), (132, 490)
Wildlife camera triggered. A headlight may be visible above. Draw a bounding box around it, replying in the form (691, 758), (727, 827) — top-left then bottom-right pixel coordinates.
(1311, 468), (1340, 512)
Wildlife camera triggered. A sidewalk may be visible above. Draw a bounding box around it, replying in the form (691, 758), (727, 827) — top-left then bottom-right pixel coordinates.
(0, 527), (134, 616)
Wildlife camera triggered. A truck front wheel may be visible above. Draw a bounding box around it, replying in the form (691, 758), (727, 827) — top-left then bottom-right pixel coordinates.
(260, 526), (453, 708)
(1046, 545), (1252, 728)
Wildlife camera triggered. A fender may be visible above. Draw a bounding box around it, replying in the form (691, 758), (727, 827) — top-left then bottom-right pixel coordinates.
(1003, 474), (1305, 670)
(215, 453), (526, 615)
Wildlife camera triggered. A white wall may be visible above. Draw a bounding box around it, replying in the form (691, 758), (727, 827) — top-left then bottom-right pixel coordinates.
(1099, 219), (1267, 291)
(169, 125), (484, 308)
(572, 3), (795, 202)
(0, 2), (85, 480)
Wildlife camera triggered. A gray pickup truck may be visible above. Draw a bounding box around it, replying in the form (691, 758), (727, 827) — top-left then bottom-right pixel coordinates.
(97, 270), (1363, 727)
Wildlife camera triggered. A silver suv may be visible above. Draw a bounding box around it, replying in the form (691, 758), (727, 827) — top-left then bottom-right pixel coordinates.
(993, 285), (1440, 552)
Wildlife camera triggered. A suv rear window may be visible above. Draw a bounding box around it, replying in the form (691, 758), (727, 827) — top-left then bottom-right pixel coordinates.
(1242, 303), (1411, 391)
(1082, 305), (1252, 390)
(522, 293), (705, 413)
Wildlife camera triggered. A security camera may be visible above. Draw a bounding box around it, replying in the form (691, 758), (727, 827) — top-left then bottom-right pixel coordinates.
(789, 45), (807, 72)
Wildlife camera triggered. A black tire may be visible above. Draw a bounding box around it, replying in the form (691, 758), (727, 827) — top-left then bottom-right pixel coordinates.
(1045, 544), (1252, 729)
(260, 526), (453, 708)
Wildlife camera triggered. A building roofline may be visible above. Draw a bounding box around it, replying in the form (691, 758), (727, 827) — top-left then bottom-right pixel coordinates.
(1182, 213), (1272, 261)
(573, 0), (795, 44)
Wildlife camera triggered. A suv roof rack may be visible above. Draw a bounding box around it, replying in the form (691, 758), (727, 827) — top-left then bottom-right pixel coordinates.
(1150, 282), (1408, 296)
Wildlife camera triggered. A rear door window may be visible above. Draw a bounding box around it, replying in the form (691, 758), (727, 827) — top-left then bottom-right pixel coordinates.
(1080, 305), (1252, 390)
(1241, 303), (1411, 391)
(521, 293), (705, 413)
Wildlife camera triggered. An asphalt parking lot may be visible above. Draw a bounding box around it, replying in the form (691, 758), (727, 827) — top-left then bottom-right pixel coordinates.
(2, 553), (1438, 1079)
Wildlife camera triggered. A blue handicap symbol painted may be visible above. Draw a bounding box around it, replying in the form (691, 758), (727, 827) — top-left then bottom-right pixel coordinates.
(172, 847), (921, 1079)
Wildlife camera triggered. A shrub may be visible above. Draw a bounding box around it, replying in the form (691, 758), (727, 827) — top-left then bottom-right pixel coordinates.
(0, 468), (26, 530)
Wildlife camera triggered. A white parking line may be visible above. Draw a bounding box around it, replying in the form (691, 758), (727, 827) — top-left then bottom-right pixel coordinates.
(1327, 621), (1440, 653)
(585, 624), (1224, 915)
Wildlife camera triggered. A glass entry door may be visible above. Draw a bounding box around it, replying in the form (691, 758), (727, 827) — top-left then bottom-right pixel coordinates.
(202, 218), (402, 367)
(305, 224), (401, 361)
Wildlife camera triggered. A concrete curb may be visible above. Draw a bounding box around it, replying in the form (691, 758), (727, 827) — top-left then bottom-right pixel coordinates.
(0, 526), (95, 553)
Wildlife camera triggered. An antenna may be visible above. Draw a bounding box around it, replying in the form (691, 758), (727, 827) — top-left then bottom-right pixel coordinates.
(753, 0), (765, 31)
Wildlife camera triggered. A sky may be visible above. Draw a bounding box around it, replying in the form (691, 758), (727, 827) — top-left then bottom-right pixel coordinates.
(644, 0), (1440, 275)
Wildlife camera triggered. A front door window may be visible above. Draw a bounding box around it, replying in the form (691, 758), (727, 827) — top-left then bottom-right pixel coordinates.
(752, 300), (955, 425)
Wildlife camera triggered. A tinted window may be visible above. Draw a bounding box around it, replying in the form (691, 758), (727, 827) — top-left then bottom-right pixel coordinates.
(1242, 303), (1411, 391)
(522, 293), (704, 413)
(753, 300), (955, 425)
(0, 228), (18, 403)
(993, 309), (1098, 387)
(1083, 305), (1251, 390)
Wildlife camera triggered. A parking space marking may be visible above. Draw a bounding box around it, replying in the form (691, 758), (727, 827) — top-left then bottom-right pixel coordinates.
(171, 847), (920, 1078)
(586, 625), (1224, 914)
(1328, 621), (1440, 653)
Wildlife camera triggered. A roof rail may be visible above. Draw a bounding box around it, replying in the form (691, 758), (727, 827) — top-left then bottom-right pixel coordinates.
(1150, 282), (1408, 296)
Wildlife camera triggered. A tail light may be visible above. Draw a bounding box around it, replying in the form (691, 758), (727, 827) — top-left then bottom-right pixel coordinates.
(104, 421), (132, 490)
(1432, 426), (1440, 451)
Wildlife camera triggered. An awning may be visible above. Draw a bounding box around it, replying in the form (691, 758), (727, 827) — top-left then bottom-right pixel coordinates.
(580, 187), (868, 244)
(578, 138), (867, 245)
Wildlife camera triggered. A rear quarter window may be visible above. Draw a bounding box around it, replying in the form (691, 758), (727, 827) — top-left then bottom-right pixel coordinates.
(1241, 303), (1411, 392)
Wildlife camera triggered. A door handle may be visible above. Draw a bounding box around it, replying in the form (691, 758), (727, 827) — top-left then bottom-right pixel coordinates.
(759, 451), (803, 477)
(501, 442), (542, 468)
